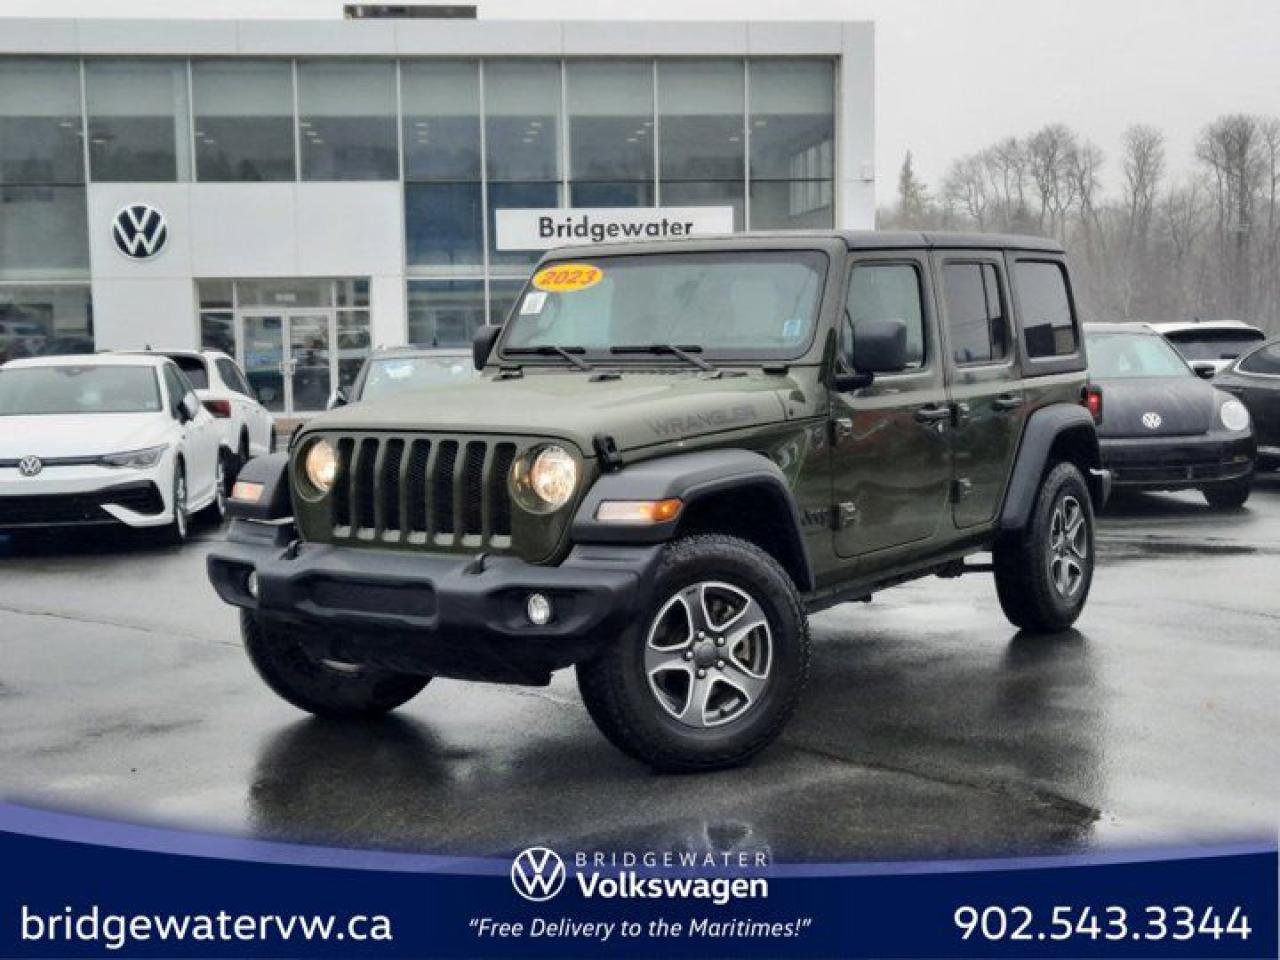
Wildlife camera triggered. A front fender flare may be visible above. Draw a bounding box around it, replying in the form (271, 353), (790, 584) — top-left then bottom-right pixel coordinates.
(571, 449), (813, 590)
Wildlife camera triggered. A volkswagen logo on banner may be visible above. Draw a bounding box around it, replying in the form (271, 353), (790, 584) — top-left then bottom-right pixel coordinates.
(112, 203), (168, 260)
(510, 847), (566, 902)
(17, 456), (43, 477)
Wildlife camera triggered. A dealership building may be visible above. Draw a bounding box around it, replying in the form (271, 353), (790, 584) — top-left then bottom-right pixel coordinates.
(0, 13), (874, 414)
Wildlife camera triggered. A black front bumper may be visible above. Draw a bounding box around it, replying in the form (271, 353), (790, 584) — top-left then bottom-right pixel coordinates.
(0, 480), (164, 529)
(207, 520), (660, 685)
(1100, 434), (1255, 489)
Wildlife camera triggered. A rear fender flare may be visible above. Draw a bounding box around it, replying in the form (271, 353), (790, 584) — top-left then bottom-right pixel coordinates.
(999, 404), (1104, 533)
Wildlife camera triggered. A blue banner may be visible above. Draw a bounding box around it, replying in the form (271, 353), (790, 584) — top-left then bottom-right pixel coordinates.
(1, 804), (1274, 958)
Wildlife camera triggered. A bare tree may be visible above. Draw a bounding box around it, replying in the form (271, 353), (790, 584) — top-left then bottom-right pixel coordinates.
(1196, 115), (1266, 319)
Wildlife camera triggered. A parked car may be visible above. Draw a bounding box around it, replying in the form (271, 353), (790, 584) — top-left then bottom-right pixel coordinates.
(131, 350), (276, 484)
(1213, 338), (1280, 469)
(1085, 323), (1256, 507)
(0, 320), (47, 361)
(211, 231), (1109, 772)
(1148, 319), (1267, 377)
(0, 354), (224, 543)
(328, 346), (478, 408)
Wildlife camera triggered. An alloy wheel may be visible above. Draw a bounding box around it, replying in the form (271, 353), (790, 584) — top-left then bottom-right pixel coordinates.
(1047, 494), (1088, 598)
(645, 581), (772, 728)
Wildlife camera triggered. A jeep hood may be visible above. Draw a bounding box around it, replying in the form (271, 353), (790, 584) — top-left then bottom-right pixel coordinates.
(307, 370), (812, 455)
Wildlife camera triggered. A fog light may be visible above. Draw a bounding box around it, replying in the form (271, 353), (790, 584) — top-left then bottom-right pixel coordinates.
(526, 592), (552, 625)
(245, 570), (259, 600)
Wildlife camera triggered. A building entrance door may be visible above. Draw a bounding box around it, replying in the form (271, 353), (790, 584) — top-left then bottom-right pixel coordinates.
(237, 310), (336, 414)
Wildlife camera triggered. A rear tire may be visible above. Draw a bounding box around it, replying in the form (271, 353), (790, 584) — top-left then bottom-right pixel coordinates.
(576, 534), (809, 772)
(994, 461), (1095, 633)
(1202, 478), (1251, 509)
(242, 611), (431, 718)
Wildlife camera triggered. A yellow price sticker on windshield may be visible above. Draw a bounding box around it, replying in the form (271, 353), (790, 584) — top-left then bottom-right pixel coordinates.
(532, 263), (603, 293)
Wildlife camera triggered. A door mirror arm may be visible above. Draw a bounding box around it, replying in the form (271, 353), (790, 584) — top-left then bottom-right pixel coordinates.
(832, 369), (874, 392)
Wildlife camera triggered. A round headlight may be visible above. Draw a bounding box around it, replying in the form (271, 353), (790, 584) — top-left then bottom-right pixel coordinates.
(1220, 399), (1250, 433)
(303, 438), (338, 494)
(514, 444), (578, 511)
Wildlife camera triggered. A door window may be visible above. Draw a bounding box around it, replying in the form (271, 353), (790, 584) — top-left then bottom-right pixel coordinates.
(161, 364), (188, 418)
(942, 262), (1009, 366)
(843, 263), (926, 371)
(216, 358), (253, 397)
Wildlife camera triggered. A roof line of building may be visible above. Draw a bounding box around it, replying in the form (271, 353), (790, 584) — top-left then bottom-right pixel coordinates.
(0, 18), (871, 58)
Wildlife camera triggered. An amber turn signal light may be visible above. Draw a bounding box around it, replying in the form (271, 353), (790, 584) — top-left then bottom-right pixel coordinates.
(595, 498), (683, 523)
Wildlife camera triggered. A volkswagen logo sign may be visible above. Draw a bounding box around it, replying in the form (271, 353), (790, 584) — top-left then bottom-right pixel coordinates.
(1141, 412), (1163, 430)
(17, 456), (43, 477)
(510, 846), (566, 902)
(112, 203), (168, 260)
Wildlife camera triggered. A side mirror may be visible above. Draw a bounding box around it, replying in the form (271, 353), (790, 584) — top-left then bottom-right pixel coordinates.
(833, 318), (908, 391)
(327, 386), (350, 410)
(1191, 361), (1217, 380)
(179, 394), (200, 423)
(473, 324), (502, 371)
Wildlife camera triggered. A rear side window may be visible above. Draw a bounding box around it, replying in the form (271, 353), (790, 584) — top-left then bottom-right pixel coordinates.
(1015, 260), (1078, 359)
(216, 358), (252, 396)
(941, 262), (1008, 365)
(170, 355), (209, 389)
(1239, 343), (1280, 375)
(843, 263), (926, 370)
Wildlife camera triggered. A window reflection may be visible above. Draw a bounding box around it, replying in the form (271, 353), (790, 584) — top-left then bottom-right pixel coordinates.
(0, 59), (83, 185)
(86, 59), (191, 182)
(484, 61), (561, 183)
(193, 60), (295, 182)
(298, 60), (397, 181)
(402, 60), (481, 181)
(408, 280), (486, 348)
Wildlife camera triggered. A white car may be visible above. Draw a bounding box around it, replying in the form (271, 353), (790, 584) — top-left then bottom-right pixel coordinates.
(139, 350), (276, 482)
(0, 354), (225, 543)
(1148, 320), (1267, 376)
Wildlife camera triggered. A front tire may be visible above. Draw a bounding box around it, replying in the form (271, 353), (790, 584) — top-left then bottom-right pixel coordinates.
(203, 455), (230, 523)
(159, 462), (190, 545)
(576, 534), (809, 772)
(1202, 478), (1251, 509)
(994, 461), (1095, 633)
(242, 611), (431, 718)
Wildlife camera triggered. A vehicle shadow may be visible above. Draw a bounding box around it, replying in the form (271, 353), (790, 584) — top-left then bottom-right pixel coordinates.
(244, 623), (1104, 862)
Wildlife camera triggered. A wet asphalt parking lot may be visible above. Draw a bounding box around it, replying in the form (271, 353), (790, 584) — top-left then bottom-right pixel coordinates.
(1, 474), (1277, 863)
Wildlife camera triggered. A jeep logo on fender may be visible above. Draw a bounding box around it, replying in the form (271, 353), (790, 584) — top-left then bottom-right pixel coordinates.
(650, 405), (755, 437)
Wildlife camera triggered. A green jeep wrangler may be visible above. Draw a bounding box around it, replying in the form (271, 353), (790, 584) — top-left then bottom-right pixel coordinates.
(208, 232), (1109, 772)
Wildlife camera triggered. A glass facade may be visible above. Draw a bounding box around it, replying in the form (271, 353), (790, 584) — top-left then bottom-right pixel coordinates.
(0, 53), (839, 359)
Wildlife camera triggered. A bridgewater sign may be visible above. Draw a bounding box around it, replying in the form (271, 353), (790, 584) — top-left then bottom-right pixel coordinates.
(495, 207), (734, 251)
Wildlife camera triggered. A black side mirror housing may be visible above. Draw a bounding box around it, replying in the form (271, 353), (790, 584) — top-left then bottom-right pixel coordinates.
(473, 324), (502, 371)
(833, 318), (909, 391)
(327, 386), (350, 410)
(1191, 361), (1217, 380)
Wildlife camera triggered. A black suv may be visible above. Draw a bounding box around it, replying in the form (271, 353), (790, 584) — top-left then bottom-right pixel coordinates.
(209, 232), (1109, 771)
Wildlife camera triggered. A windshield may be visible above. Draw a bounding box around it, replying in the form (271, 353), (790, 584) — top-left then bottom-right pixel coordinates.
(1087, 333), (1190, 379)
(0, 365), (162, 415)
(359, 356), (476, 401)
(1164, 329), (1265, 361)
(500, 252), (828, 360)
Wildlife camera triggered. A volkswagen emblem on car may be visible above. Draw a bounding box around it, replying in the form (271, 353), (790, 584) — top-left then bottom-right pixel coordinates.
(510, 846), (566, 902)
(111, 203), (168, 260)
(17, 456), (43, 477)
(1142, 412), (1163, 430)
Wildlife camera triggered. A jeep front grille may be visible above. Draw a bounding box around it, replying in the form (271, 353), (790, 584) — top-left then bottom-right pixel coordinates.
(327, 434), (519, 549)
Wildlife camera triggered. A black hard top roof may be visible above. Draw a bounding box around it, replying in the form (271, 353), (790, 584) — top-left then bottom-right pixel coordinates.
(548, 229), (1065, 258)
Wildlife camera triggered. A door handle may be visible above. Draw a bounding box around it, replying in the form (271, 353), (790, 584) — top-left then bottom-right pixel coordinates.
(992, 393), (1025, 411)
(914, 403), (951, 424)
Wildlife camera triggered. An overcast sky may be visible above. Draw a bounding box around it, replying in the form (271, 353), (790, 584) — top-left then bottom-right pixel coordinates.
(4, 0), (1279, 200)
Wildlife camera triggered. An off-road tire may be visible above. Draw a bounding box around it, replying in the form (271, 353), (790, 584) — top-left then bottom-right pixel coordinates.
(1202, 478), (1252, 509)
(242, 611), (431, 718)
(994, 461), (1095, 633)
(576, 534), (809, 772)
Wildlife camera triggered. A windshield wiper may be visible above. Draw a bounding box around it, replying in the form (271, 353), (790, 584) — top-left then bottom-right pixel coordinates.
(504, 345), (594, 372)
(610, 343), (716, 373)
